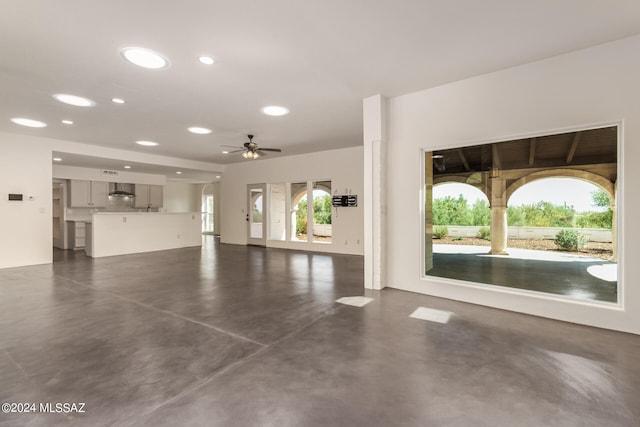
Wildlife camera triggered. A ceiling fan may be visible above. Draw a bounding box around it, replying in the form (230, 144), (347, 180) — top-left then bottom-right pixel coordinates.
(223, 134), (282, 160)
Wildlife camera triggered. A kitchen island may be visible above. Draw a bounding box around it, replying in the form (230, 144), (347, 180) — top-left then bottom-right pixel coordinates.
(85, 212), (202, 258)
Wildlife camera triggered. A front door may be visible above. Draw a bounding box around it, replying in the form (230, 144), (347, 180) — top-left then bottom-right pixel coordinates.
(247, 184), (266, 246)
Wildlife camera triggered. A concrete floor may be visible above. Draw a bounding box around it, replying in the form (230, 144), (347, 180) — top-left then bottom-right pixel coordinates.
(1, 237), (639, 426)
(428, 244), (618, 303)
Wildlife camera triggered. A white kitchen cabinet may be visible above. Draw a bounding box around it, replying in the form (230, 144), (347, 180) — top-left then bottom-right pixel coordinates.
(69, 180), (108, 207)
(134, 184), (163, 208)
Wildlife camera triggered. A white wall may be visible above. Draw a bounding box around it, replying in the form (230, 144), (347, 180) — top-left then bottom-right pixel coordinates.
(221, 147), (364, 255)
(381, 35), (640, 334)
(0, 134), (53, 268)
(164, 182), (198, 213)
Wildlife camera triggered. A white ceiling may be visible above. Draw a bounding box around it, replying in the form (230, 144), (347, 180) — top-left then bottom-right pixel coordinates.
(2, 1), (640, 178)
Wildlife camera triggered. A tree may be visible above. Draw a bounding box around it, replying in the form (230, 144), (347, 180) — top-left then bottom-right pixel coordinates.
(575, 190), (612, 229)
(312, 194), (332, 224)
(432, 195), (472, 226)
(591, 189), (610, 208)
(470, 199), (491, 226)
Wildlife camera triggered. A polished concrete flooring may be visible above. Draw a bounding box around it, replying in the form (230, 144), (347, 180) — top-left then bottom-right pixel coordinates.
(1, 237), (639, 426)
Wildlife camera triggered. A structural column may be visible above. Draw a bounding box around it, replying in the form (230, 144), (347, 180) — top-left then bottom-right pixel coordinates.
(489, 177), (509, 255)
(363, 95), (387, 290)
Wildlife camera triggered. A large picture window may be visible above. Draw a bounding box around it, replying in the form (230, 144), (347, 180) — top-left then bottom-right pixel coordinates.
(424, 125), (619, 304)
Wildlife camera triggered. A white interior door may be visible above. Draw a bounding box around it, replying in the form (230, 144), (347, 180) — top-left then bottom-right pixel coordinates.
(247, 184), (266, 246)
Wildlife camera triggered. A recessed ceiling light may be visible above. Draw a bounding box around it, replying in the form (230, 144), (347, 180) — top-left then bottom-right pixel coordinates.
(53, 157), (62, 162)
(53, 93), (95, 107)
(216, 175), (221, 179)
(121, 47), (169, 69)
(124, 165), (131, 169)
(222, 151), (229, 154)
(112, 98), (125, 104)
(10, 117), (47, 128)
(61, 119), (74, 125)
(136, 140), (159, 146)
(176, 171), (182, 175)
(198, 56), (215, 65)
(262, 105), (289, 116)
(187, 126), (212, 134)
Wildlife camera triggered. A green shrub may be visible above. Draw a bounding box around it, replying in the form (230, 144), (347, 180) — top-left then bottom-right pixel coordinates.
(453, 236), (463, 241)
(433, 226), (449, 239)
(296, 216), (307, 236)
(477, 227), (491, 241)
(554, 229), (588, 251)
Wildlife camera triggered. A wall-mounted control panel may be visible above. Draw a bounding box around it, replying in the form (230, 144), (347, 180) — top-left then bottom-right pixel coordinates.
(332, 195), (357, 207)
(8, 193), (23, 201)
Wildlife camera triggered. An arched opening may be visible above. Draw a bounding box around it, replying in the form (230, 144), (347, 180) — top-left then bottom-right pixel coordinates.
(432, 182), (490, 232)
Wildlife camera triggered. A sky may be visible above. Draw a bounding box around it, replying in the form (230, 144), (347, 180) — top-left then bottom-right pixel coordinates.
(433, 178), (608, 212)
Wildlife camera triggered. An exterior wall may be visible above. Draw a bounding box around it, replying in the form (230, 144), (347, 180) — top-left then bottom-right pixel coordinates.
(442, 226), (612, 243)
(382, 35), (640, 334)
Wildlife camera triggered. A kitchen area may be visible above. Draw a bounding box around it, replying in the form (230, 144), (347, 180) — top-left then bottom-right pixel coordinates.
(52, 174), (203, 258)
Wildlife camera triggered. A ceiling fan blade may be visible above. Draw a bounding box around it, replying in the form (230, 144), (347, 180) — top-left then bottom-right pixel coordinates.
(228, 149), (245, 153)
(221, 145), (244, 149)
(258, 148), (282, 152)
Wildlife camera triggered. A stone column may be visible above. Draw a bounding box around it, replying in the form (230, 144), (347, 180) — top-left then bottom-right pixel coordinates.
(489, 177), (509, 255)
(611, 182), (617, 263)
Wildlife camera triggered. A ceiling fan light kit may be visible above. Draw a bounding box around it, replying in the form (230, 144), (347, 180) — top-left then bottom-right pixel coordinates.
(242, 150), (260, 160)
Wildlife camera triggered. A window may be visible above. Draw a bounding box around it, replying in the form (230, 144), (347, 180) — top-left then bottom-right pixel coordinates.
(202, 195), (214, 234)
(424, 125), (619, 303)
(311, 181), (332, 243)
(289, 180), (333, 244)
(290, 182), (308, 241)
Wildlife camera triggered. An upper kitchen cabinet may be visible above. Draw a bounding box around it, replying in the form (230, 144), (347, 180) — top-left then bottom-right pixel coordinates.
(134, 184), (163, 208)
(69, 180), (108, 208)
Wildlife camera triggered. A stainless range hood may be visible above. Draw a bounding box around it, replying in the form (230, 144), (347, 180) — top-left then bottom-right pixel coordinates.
(108, 183), (135, 197)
